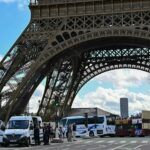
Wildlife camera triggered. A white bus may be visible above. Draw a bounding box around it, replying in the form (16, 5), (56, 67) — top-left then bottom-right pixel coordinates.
(60, 115), (117, 137)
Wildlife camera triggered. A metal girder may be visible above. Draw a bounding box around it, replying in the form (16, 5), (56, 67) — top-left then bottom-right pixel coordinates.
(1, 0), (150, 121)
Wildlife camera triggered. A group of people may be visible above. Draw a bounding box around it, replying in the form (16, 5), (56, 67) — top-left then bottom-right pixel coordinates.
(34, 122), (77, 145)
(66, 123), (76, 142)
(34, 123), (54, 145)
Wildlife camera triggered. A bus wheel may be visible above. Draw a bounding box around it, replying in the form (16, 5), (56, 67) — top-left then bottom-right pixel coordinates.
(89, 131), (94, 137)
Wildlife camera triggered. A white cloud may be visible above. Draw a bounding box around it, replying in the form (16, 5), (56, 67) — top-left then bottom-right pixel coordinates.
(29, 95), (41, 113)
(73, 86), (150, 116)
(95, 69), (149, 89)
(29, 82), (45, 113)
(73, 69), (150, 116)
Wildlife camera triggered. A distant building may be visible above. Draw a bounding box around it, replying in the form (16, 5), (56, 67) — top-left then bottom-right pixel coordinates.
(120, 98), (128, 118)
(65, 107), (116, 117)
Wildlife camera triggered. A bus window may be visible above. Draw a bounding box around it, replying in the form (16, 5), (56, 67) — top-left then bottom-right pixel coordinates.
(88, 117), (96, 124)
(98, 117), (104, 124)
(67, 118), (85, 125)
(60, 119), (67, 126)
(106, 116), (116, 125)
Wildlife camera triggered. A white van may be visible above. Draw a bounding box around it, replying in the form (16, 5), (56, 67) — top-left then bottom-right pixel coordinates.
(2, 116), (43, 146)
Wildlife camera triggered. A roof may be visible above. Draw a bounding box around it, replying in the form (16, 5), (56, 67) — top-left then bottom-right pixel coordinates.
(9, 116), (33, 121)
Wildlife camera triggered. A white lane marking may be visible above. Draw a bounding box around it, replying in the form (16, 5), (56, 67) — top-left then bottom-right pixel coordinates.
(62, 148), (70, 150)
(84, 140), (93, 144)
(130, 141), (137, 144)
(65, 144), (71, 146)
(141, 140), (148, 144)
(14, 147), (39, 150)
(76, 144), (86, 147)
(87, 147), (99, 150)
(120, 140), (126, 144)
(43, 147), (57, 150)
(107, 140), (115, 143)
(95, 140), (105, 143)
(133, 144), (144, 149)
(109, 144), (128, 150)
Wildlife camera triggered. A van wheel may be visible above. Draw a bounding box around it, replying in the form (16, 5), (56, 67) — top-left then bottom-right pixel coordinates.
(89, 131), (94, 137)
(26, 138), (30, 147)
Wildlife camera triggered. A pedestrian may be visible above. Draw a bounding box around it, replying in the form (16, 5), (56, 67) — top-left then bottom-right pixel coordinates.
(43, 124), (50, 145)
(34, 124), (40, 145)
(67, 124), (72, 142)
(72, 123), (76, 141)
(58, 126), (63, 140)
(48, 124), (54, 141)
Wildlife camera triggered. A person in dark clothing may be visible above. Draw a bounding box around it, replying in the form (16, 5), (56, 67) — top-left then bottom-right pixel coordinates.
(72, 123), (76, 141)
(48, 124), (54, 141)
(43, 124), (50, 145)
(34, 124), (40, 145)
(67, 124), (72, 142)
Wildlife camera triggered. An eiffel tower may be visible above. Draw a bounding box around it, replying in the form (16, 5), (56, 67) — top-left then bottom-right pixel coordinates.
(1, 0), (150, 121)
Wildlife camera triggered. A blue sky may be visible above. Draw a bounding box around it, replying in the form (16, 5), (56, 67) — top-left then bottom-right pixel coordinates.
(0, 0), (30, 56)
(1, 0), (150, 116)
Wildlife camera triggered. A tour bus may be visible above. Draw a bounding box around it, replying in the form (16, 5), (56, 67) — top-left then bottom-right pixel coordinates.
(60, 115), (117, 137)
(115, 118), (145, 137)
(2, 116), (43, 147)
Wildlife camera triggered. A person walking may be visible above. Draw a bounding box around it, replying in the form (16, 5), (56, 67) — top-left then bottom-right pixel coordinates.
(34, 124), (40, 145)
(48, 124), (54, 142)
(43, 124), (50, 145)
(72, 123), (76, 141)
(58, 126), (63, 141)
(67, 124), (72, 142)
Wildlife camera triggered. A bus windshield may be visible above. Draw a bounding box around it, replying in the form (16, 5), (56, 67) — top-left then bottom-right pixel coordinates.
(7, 120), (29, 129)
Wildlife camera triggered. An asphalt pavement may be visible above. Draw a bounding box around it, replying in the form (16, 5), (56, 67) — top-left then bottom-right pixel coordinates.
(1, 137), (150, 150)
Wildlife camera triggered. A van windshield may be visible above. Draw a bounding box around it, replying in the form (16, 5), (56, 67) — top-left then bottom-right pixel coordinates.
(7, 120), (29, 129)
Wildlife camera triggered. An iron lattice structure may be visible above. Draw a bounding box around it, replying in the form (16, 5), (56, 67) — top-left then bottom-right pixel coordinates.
(1, 0), (150, 121)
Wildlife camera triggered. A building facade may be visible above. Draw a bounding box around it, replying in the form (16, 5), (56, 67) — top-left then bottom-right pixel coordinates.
(120, 98), (129, 118)
(65, 107), (114, 117)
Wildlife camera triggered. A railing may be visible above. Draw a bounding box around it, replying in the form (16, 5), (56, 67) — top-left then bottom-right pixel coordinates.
(30, 0), (103, 5)
(30, 0), (150, 8)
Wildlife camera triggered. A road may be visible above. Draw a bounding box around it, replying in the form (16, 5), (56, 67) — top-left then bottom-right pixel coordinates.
(1, 137), (150, 150)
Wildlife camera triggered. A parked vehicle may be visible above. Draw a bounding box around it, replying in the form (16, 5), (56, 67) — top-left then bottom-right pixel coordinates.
(115, 118), (135, 137)
(2, 116), (43, 147)
(60, 115), (117, 137)
(141, 110), (150, 136)
(115, 117), (145, 137)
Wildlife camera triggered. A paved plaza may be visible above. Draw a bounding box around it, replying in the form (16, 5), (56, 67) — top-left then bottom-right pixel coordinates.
(1, 137), (150, 150)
